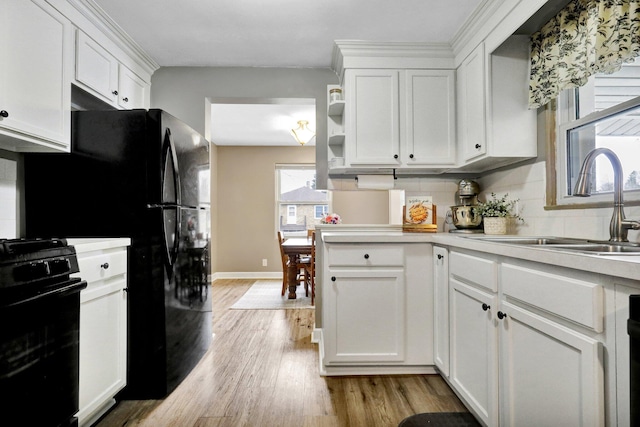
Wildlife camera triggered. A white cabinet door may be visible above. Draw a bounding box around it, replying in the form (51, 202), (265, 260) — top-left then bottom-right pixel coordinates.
(75, 244), (128, 427)
(457, 43), (486, 162)
(0, 0), (72, 152)
(499, 301), (604, 427)
(433, 246), (450, 377)
(345, 69), (400, 166)
(324, 269), (405, 364)
(79, 278), (127, 425)
(450, 277), (498, 427)
(402, 70), (456, 166)
(75, 30), (119, 105)
(118, 64), (148, 109)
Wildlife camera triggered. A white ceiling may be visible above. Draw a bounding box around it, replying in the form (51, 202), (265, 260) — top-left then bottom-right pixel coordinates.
(92, 0), (483, 146)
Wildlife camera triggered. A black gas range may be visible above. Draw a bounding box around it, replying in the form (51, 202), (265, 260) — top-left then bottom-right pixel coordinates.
(0, 237), (86, 427)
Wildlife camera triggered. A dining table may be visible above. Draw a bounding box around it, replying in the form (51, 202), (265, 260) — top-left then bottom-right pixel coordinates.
(281, 237), (313, 299)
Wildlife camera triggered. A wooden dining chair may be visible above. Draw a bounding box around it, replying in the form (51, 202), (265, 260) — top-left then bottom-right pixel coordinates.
(278, 231), (310, 297)
(303, 231), (316, 304)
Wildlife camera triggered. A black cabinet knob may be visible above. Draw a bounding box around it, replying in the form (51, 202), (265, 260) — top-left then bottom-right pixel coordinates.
(482, 303), (490, 311)
(394, 154), (398, 159)
(475, 143), (482, 149)
(101, 262), (110, 269)
(497, 311), (507, 319)
(112, 90), (118, 95)
(409, 154), (414, 159)
(364, 254), (369, 259)
(0, 110), (8, 118)
(437, 254), (443, 260)
(122, 97), (129, 103)
(123, 288), (129, 292)
(331, 276), (336, 282)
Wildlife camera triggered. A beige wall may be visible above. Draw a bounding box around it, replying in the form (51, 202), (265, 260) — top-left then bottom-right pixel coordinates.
(217, 145), (315, 273)
(149, 66), (338, 275)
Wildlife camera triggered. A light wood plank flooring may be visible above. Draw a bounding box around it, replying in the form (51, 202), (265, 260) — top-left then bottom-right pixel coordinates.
(96, 279), (468, 427)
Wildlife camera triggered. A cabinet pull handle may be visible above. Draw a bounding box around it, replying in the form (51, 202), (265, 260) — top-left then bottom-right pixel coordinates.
(475, 143), (482, 149)
(112, 90), (118, 95)
(364, 254), (369, 259)
(497, 311), (507, 319)
(409, 154), (414, 159)
(394, 154), (398, 159)
(482, 303), (490, 311)
(331, 276), (336, 282)
(101, 262), (110, 269)
(437, 254), (443, 260)
(122, 97), (129, 103)
(0, 110), (8, 118)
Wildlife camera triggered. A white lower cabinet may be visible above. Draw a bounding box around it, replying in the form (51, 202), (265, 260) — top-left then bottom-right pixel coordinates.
(433, 246), (450, 377)
(70, 239), (129, 427)
(325, 269), (405, 363)
(447, 250), (605, 427)
(320, 242), (433, 375)
(449, 268), (498, 426)
(499, 301), (603, 427)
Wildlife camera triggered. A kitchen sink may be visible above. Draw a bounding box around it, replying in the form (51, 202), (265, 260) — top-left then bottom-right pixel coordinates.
(462, 235), (640, 255)
(462, 236), (590, 245)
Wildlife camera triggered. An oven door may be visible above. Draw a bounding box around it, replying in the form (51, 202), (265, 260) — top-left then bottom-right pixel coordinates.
(0, 279), (86, 426)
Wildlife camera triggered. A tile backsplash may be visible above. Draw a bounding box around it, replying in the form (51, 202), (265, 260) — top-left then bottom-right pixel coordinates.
(0, 158), (17, 238)
(328, 159), (640, 243)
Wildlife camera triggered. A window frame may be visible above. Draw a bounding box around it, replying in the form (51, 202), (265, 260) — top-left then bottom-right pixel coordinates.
(550, 88), (640, 209)
(275, 163), (327, 236)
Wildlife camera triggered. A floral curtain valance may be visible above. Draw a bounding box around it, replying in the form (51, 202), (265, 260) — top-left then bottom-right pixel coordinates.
(528, 0), (640, 109)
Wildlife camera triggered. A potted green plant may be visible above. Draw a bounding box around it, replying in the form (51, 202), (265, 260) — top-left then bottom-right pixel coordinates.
(472, 192), (524, 234)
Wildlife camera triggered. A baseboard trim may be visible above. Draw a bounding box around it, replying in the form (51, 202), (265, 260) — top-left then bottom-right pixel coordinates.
(211, 272), (283, 280)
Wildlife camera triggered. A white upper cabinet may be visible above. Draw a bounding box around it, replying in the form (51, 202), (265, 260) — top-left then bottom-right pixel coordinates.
(75, 30), (150, 110)
(402, 70), (456, 166)
(457, 43), (487, 162)
(345, 69), (401, 167)
(0, 0), (73, 152)
(341, 67), (455, 172)
(76, 30), (119, 105)
(117, 63), (148, 109)
(456, 36), (537, 171)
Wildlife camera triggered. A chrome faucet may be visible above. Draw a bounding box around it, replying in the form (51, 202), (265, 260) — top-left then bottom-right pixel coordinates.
(573, 147), (640, 242)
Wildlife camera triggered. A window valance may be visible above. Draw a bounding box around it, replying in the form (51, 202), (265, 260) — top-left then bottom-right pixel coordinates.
(528, 0), (640, 109)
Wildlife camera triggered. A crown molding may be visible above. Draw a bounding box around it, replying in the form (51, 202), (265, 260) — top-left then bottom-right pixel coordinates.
(331, 40), (455, 81)
(66, 0), (159, 76)
(451, 0), (509, 60)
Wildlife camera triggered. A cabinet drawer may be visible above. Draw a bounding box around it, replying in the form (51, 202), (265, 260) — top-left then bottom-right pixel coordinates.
(75, 249), (127, 283)
(450, 251), (497, 292)
(501, 264), (603, 332)
(327, 244), (404, 267)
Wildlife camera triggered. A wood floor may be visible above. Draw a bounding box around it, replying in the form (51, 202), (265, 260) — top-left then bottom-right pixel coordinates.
(96, 279), (468, 427)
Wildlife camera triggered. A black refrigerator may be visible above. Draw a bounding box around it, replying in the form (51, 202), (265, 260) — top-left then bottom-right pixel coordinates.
(24, 109), (212, 399)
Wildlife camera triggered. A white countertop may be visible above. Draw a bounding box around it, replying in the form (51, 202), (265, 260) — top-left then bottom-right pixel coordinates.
(67, 238), (131, 253)
(320, 225), (640, 282)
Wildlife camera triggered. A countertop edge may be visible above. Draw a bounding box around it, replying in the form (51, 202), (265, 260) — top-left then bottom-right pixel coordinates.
(67, 238), (132, 253)
(321, 230), (640, 282)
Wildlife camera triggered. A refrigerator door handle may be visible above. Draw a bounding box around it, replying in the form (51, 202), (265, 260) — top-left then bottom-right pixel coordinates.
(162, 128), (182, 206)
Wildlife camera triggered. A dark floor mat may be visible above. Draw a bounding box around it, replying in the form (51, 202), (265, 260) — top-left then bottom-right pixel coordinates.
(398, 412), (481, 427)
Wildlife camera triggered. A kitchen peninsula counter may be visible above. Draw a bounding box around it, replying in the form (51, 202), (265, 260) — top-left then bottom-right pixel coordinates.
(318, 225), (640, 282)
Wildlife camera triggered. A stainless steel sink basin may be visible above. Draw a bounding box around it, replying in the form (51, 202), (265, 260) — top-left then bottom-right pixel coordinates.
(550, 243), (640, 255)
(462, 235), (640, 255)
(463, 236), (589, 245)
